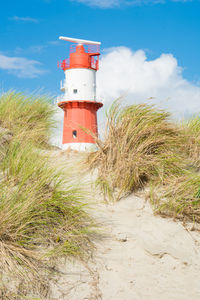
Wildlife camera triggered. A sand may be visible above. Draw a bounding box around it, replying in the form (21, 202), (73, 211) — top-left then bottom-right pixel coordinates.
(49, 150), (200, 300)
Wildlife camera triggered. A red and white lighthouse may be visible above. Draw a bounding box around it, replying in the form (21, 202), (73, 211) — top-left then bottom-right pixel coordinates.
(57, 36), (103, 151)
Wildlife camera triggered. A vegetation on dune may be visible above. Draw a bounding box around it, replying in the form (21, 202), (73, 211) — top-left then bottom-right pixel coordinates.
(182, 116), (200, 168)
(88, 101), (186, 200)
(0, 92), (93, 299)
(88, 100), (200, 224)
(0, 91), (55, 147)
(2, 91), (200, 296)
(150, 171), (200, 223)
(152, 116), (200, 223)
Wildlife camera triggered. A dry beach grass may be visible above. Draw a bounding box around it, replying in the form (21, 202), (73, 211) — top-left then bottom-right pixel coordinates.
(88, 100), (200, 224)
(88, 101), (185, 198)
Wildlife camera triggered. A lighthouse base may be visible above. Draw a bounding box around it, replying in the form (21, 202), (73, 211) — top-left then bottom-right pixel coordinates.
(62, 143), (97, 152)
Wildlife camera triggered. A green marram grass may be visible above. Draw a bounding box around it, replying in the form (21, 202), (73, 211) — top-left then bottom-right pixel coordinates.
(88, 100), (186, 201)
(0, 91), (55, 147)
(150, 171), (200, 223)
(88, 99), (200, 224)
(182, 115), (200, 168)
(0, 92), (94, 299)
(151, 115), (200, 223)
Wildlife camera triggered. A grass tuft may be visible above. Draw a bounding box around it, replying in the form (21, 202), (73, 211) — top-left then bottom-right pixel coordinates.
(150, 171), (200, 223)
(182, 115), (200, 169)
(88, 100), (185, 200)
(0, 92), (94, 298)
(0, 91), (55, 147)
(88, 99), (200, 225)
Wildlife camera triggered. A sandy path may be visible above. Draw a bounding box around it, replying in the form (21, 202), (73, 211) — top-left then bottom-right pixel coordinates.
(49, 150), (200, 300)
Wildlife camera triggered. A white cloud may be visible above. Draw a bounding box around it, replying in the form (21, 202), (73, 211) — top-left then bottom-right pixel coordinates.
(72, 0), (120, 8)
(14, 45), (46, 55)
(48, 41), (60, 46)
(52, 47), (200, 147)
(0, 53), (46, 78)
(96, 47), (200, 119)
(51, 106), (64, 148)
(10, 16), (38, 23)
(72, 0), (190, 8)
(14, 42), (60, 56)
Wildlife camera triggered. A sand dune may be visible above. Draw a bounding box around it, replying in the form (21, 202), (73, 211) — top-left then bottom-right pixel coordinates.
(49, 150), (200, 300)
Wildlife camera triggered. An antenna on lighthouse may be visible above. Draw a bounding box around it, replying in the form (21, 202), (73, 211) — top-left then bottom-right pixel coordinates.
(59, 36), (101, 45)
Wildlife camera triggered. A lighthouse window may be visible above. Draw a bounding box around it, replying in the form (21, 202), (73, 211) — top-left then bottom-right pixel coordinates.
(72, 130), (77, 138)
(73, 89), (78, 94)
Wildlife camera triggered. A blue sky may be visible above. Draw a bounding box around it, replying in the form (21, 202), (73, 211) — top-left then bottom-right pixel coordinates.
(1, 0), (200, 96)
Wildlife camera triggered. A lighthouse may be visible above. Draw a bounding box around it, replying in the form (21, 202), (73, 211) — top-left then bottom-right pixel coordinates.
(57, 36), (103, 151)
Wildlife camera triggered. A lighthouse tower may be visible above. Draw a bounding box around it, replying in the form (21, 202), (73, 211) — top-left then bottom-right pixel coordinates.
(57, 36), (103, 151)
